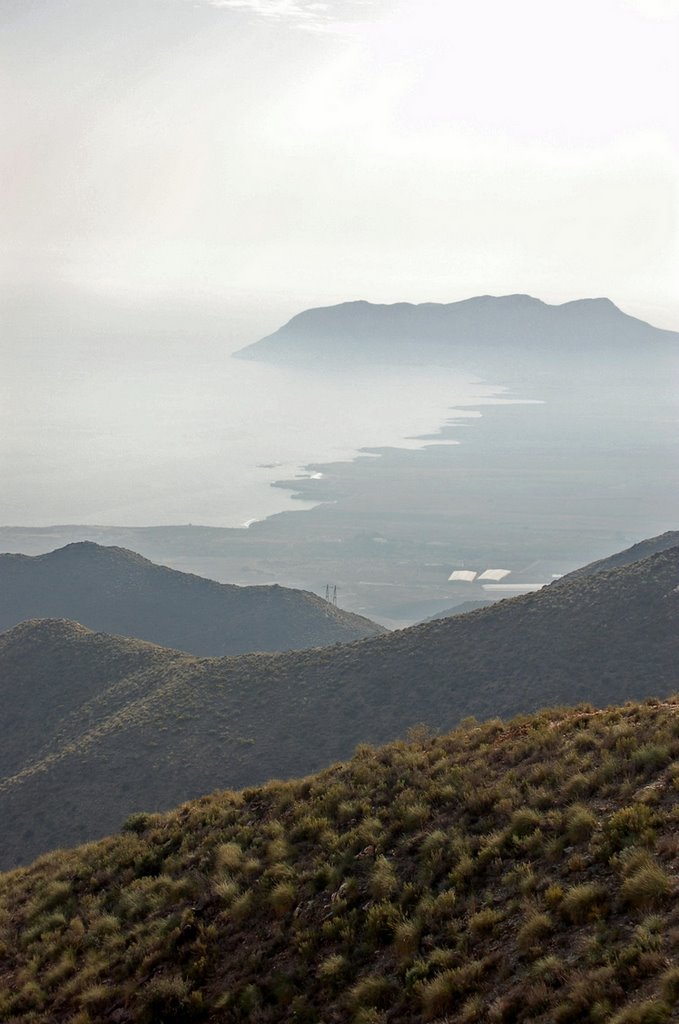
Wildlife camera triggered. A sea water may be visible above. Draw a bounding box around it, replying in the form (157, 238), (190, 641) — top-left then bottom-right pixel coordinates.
(1, 296), (509, 527)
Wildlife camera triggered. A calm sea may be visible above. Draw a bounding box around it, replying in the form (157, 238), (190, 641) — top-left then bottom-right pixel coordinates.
(1, 296), (508, 527)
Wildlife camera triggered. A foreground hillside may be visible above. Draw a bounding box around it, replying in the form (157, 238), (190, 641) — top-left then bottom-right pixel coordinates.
(0, 542), (385, 656)
(0, 543), (677, 869)
(2, 700), (679, 1023)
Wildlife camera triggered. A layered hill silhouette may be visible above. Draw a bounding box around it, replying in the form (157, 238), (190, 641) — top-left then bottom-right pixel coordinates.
(0, 539), (676, 869)
(421, 598), (497, 622)
(235, 294), (678, 373)
(3, 699), (679, 1023)
(0, 542), (385, 656)
(561, 530), (679, 583)
(420, 531), (679, 622)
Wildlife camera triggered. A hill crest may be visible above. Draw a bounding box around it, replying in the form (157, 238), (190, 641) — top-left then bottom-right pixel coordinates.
(0, 539), (676, 868)
(235, 293), (677, 366)
(0, 542), (386, 657)
(561, 530), (679, 582)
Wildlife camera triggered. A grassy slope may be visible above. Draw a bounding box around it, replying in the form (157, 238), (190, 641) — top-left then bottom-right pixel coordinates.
(0, 543), (386, 657)
(2, 700), (679, 1022)
(0, 545), (677, 869)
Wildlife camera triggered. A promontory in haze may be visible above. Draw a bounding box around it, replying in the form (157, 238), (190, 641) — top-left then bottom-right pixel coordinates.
(235, 294), (678, 373)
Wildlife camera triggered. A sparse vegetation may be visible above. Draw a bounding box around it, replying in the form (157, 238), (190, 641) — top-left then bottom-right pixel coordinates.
(1, 543), (678, 871)
(0, 542), (385, 658)
(2, 699), (679, 1021)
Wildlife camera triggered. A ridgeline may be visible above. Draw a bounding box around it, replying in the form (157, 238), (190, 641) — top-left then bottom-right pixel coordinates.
(0, 543), (385, 656)
(235, 295), (679, 375)
(0, 541), (676, 869)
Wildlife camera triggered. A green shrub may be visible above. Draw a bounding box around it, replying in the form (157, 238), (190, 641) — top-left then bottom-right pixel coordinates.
(42, 950), (77, 990)
(610, 1000), (671, 1024)
(370, 856), (398, 900)
(236, 983), (261, 1014)
(266, 836), (290, 862)
(269, 880), (296, 916)
(419, 960), (486, 1019)
(14, 980), (46, 1012)
(420, 830), (448, 857)
(214, 842), (243, 872)
(560, 883), (608, 924)
(35, 880), (72, 913)
(291, 814), (331, 841)
(122, 812), (153, 835)
(544, 883), (564, 909)
(510, 808), (541, 837)
(353, 1010), (387, 1024)
(241, 857), (261, 879)
(458, 994), (485, 1022)
(349, 974), (395, 1010)
(565, 804), (597, 843)
(431, 887), (457, 920)
(79, 984), (111, 1010)
(139, 973), (200, 1023)
(631, 745), (670, 773)
(517, 912), (552, 953)
(401, 801), (431, 830)
(563, 773), (592, 799)
(87, 914), (120, 942)
(660, 966), (679, 1005)
(364, 901), (401, 943)
(530, 954), (564, 984)
(605, 805), (657, 851)
(393, 918), (421, 957)
(621, 863), (671, 908)
(316, 953), (346, 981)
(228, 891), (253, 922)
(213, 878), (240, 905)
(468, 907), (503, 936)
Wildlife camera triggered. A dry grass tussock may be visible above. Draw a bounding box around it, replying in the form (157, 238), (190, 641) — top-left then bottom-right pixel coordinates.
(2, 699), (679, 1022)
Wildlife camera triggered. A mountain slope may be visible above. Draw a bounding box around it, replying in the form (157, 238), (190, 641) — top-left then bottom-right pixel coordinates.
(561, 530), (679, 583)
(235, 294), (678, 372)
(2, 699), (679, 1023)
(0, 542), (385, 656)
(0, 543), (677, 869)
(421, 599), (498, 622)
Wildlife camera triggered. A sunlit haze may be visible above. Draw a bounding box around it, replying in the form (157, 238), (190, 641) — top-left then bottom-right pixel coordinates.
(2, 0), (678, 325)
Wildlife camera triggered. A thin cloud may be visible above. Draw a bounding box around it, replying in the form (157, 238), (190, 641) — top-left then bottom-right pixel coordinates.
(202, 0), (383, 32)
(624, 0), (679, 17)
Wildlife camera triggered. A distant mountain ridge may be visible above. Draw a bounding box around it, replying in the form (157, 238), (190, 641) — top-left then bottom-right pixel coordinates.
(412, 530), (679, 623)
(0, 537), (676, 868)
(421, 598), (498, 622)
(0, 542), (385, 656)
(235, 294), (678, 368)
(560, 530), (679, 582)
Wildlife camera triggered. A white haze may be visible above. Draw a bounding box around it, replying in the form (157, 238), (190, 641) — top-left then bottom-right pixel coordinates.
(1, 0), (678, 527)
(0, 295), (507, 526)
(2, 0), (678, 325)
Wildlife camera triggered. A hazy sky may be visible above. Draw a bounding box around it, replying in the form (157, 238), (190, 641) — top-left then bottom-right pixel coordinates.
(2, 0), (678, 326)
